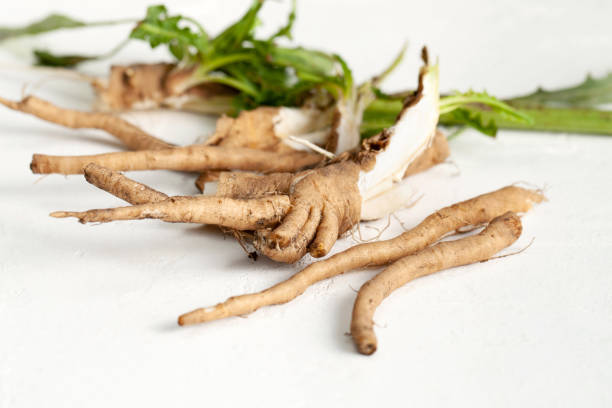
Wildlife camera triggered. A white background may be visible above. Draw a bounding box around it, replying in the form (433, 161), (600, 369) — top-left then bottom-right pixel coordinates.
(1, 1), (611, 406)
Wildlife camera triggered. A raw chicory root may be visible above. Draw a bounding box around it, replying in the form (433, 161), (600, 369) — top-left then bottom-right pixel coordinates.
(83, 163), (168, 205)
(350, 211), (523, 355)
(177, 186), (543, 326)
(255, 160), (363, 262)
(30, 145), (323, 175)
(198, 131), (449, 194)
(51, 195), (290, 230)
(403, 130), (449, 177)
(0, 95), (173, 151)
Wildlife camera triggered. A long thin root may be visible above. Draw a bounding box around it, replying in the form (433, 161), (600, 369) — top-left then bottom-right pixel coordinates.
(0, 95), (172, 150)
(51, 195), (290, 230)
(351, 211), (523, 355)
(83, 163), (168, 205)
(178, 185), (543, 326)
(30, 145), (323, 175)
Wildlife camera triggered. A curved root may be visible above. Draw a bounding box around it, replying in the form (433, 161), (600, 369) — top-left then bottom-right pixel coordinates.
(351, 212), (523, 355)
(178, 186), (543, 326)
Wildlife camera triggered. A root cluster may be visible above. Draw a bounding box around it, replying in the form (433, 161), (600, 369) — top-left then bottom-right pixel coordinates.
(1, 61), (544, 354)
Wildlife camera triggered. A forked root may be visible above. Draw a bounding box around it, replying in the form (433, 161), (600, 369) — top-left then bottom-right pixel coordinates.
(351, 211), (522, 355)
(83, 163), (168, 205)
(0, 95), (172, 150)
(177, 186), (544, 326)
(51, 195), (290, 230)
(30, 145), (323, 175)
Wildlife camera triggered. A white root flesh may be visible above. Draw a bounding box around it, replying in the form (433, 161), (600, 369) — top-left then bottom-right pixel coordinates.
(358, 53), (440, 203)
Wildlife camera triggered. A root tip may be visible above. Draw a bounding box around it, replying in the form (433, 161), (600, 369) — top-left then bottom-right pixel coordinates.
(357, 342), (377, 355)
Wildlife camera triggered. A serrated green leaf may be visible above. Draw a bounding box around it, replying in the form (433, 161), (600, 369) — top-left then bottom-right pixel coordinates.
(508, 73), (612, 108)
(0, 14), (85, 41)
(441, 108), (498, 137)
(33, 50), (95, 67)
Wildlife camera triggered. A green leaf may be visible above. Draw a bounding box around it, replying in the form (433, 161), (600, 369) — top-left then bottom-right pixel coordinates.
(33, 50), (95, 67)
(0, 13), (133, 42)
(440, 90), (533, 124)
(441, 108), (498, 137)
(508, 73), (612, 109)
(33, 38), (129, 68)
(268, 0), (296, 41)
(211, 0), (263, 53)
(0, 14), (85, 41)
(130, 5), (205, 61)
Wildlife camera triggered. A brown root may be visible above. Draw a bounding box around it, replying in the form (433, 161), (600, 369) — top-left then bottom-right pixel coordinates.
(177, 186), (543, 326)
(51, 195), (290, 230)
(255, 161), (363, 263)
(204, 107), (293, 153)
(0, 95), (172, 151)
(216, 172), (294, 199)
(403, 130), (450, 178)
(83, 163), (168, 205)
(195, 107), (326, 192)
(194, 171), (221, 193)
(30, 145), (323, 175)
(351, 211), (523, 355)
(95, 63), (236, 112)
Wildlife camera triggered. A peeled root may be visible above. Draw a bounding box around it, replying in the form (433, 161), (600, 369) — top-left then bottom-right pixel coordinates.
(0, 95), (172, 151)
(177, 186), (543, 326)
(83, 163), (168, 205)
(30, 145), (323, 175)
(351, 211), (523, 355)
(51, 195), (290, 230)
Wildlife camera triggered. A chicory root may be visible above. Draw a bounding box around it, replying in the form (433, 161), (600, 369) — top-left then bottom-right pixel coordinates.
(402, 131), (449, 177)
(350, 211), (523, 355)
(83, 163), (168, 205)
(0, 95), (173, 150)
(51, 195), (290, 230)
(30, 145), (323, 175)
(177, 186), (543, 326)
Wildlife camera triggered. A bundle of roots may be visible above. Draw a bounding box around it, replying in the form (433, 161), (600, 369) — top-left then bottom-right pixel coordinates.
(0, 50), (545, 354)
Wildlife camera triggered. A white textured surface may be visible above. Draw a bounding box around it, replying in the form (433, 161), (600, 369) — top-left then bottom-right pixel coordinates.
(1, 1), (612, 407)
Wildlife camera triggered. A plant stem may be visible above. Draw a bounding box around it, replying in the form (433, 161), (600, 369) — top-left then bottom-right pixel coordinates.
(362, 98), (612, 137)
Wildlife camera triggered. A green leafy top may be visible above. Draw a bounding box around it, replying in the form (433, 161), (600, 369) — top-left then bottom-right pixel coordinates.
(1, 2), (535, 138)
(363, 89), (532, 138)
(129, 2), (350, 110)
(0, 14), (86, 41)
(0, 13), (132, 42)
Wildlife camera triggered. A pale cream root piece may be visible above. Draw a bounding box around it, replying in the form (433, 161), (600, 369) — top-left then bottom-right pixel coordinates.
(178, 186), (543, 325)
(83, 163), (168, 205)
(51, 195), (290, 231)
(0, 95), (173, 151)
(30, 146), (322, 175)
(351, 211), (523, 355)
(360, 131), (450, 220)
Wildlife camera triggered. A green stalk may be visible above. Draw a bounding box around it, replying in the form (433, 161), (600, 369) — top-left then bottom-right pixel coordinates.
(362, 98), (612, 138)
(441, 106), (612, 135)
